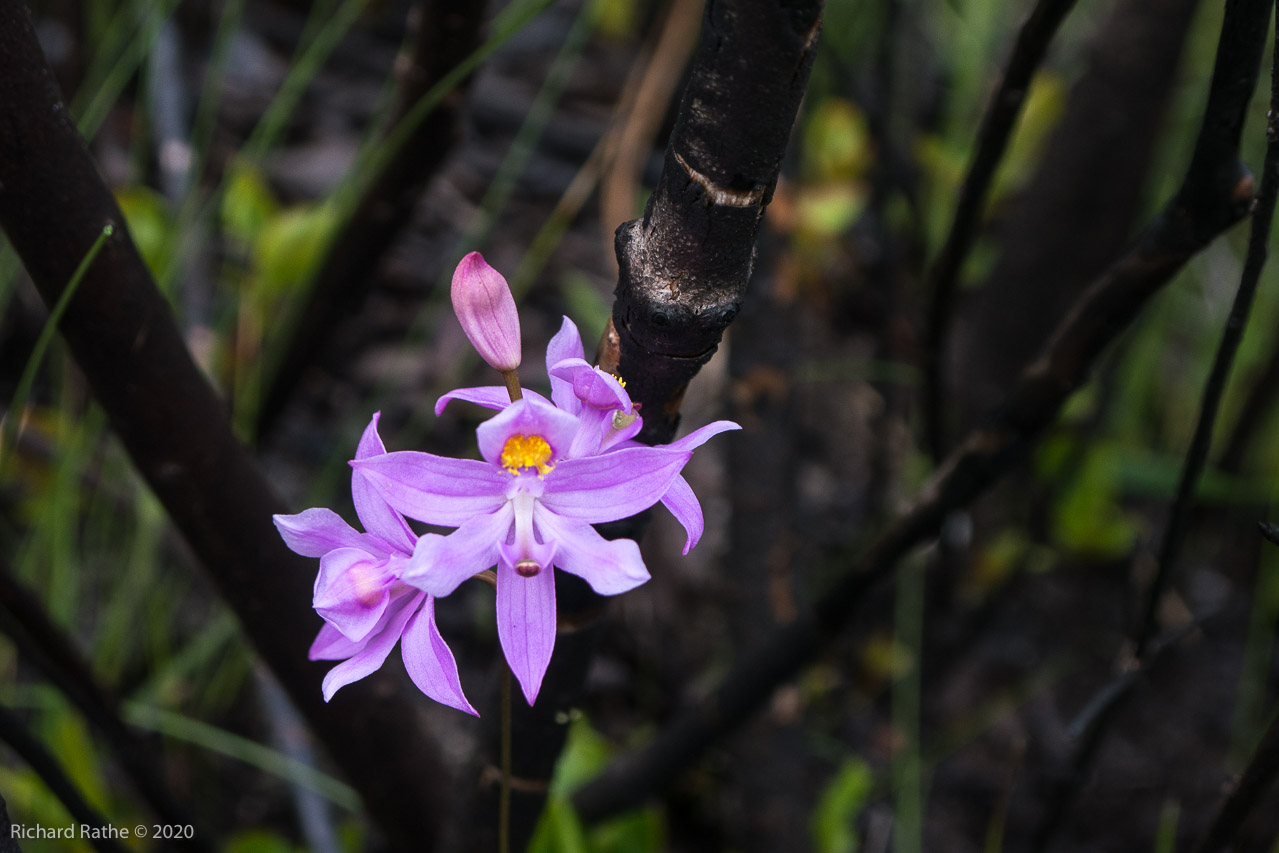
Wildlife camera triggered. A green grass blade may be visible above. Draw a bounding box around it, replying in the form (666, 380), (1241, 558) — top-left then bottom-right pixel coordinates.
(1, 224), (114, 473)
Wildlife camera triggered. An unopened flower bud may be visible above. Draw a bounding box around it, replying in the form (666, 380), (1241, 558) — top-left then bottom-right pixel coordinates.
(451, 251), (521, 372)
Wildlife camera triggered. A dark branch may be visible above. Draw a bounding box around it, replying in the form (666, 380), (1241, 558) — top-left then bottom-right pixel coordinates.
(923, 0), (1080, 460)
(573, 0), (1264, 818)
(0, 4), (446, 847)
(611, 0), (823, 444)
(1136, 0), (1278, 658)
(256, 0), (486, 436)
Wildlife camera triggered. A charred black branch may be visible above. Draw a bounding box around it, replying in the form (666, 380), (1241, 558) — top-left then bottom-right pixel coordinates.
(0, 3), (446, 847)
(612, 0), (823, 443)
(574, 0), (1264, 819)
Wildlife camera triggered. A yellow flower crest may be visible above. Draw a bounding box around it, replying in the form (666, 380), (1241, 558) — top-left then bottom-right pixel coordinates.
(500, 434), (554, 476)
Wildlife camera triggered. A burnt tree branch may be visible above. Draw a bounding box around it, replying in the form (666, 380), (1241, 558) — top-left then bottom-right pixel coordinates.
(574, 0), (1263, 818)
(610, 0), (823, 444)
(0, 3), (447, 847)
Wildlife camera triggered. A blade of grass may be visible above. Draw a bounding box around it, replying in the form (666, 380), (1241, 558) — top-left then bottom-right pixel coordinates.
(1, 224), (114, 473)
(122, 702), (360, 811)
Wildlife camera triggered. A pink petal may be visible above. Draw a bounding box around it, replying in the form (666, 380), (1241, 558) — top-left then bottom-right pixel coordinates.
(320, 591), (419, 702)
(549, 359), (631, 411)
(405, 505), (514, 596)
(496, 559), (557, 704)
(274, 509), (367, 558)
(666, 420), (741, 452)
(352, 413), (416, 553)
(546, 316), (585, 413)
(353, 452), (508, 526)
(313, 547), (395, 642)
(475, 396), (580, 467)
(539, 447), (690, 523)
(534, 507), (649, 594)
(660, 474), (704, 554)
(309, 622), (368, 661)
(451, 251), (521, 371)
(401, 596), (478, 715)
(434, 386), (551, 416)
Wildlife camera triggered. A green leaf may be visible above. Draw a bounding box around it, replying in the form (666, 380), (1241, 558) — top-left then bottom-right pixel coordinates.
(115, 186), (172, 278)
(221, 161), (281, 250)
(252, 203), (338, 303)
(811, 757), (874, 853)
(530, 798), (591, 853)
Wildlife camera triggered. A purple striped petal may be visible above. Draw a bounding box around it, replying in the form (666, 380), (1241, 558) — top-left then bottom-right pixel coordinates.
(401, 596), (477, 715)
(476, 396), (580, 467)
(539, 447), (690, 523)
(309, 622), (368, 661)
(353, 451), (508, 525)
(534, 507), (649, 594)
(320, 591), (419, 702)
(274, 509), (368, 558)
(352, 413), (416, 553)
(660, 474), (704, 554)
(496, 559), (557, 704)
(405, 505), (513, 596)
(546, 316), (585, 413)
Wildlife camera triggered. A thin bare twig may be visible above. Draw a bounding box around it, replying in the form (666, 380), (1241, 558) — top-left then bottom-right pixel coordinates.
(923, 0), (1080, 460)
(574, 0), (1263, 817)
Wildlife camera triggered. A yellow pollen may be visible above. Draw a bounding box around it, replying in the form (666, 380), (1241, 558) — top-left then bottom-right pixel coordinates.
(500, 434), (554, 475)
(611, 372), (627, 388)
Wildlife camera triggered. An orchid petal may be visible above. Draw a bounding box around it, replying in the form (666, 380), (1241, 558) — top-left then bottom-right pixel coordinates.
(274, 509), (367, 558)
(434, 386), (551, 416)
(534, 507), (649, 594)
(320, 591), (418, 702)
(660, 474), (704, 554)
(401, 595), (477, 715)
(309, 622), (368, 661)
(598, 410), (643, 453)
(313, 547), (395, 641)
(405, 505), (513, 596)
(475, 396), (580, 467)
(540, 447), (690, 523)
(549, 359), (631, 411)
(354, 452), (508, 525)
(666, 420), (742, 452)
(352, 413), (416, 552)
(546, 316), (585, 413)
(451, 251), (521, 371)
(496, 558), (557, 704)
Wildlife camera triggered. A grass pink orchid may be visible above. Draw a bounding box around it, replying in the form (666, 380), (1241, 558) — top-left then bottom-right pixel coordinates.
(273, 413), (476, 714)
(353, 394), (694, 703)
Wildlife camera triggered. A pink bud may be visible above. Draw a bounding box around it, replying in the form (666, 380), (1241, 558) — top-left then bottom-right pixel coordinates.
(451, 251), (521, 372)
